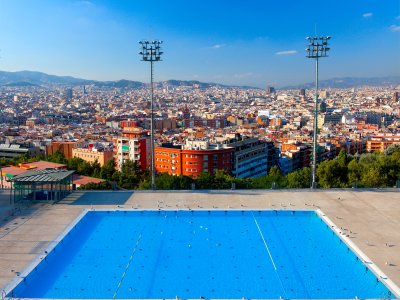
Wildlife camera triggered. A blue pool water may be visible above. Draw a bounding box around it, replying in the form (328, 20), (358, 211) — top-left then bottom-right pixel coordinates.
(9, 210), (395, 299)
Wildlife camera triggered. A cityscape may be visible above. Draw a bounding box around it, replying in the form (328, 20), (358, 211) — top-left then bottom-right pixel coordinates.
(0, 71), (399, 190)
(0, 0), (400, 299)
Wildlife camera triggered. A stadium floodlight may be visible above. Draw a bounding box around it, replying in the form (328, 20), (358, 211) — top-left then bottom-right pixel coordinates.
(139, 40), (163, 191)
(306, 36), (331, 189)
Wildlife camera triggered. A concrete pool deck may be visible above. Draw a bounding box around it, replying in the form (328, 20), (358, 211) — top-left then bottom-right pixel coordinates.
(0, 189), (399, 295)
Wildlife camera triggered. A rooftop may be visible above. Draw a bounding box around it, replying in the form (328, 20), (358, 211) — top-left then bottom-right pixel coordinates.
(11, 169), (75, 183)
(20, 161), (67, 170)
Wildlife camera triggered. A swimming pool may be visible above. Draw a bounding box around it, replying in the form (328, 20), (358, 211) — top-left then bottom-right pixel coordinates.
(6, 210), (398, 299)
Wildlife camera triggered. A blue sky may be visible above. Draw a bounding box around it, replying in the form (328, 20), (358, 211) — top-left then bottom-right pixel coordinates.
(0, 0), (399, 87)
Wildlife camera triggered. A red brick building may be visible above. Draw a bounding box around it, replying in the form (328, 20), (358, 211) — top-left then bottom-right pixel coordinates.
(155, 141), (233, 178)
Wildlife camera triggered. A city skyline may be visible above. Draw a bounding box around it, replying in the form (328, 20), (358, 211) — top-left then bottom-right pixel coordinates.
(0, 0), (399, 88)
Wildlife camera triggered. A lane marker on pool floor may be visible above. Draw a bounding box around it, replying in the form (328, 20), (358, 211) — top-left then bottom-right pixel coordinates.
(113, 233), (142, 299)
(251, 212), (288, 298)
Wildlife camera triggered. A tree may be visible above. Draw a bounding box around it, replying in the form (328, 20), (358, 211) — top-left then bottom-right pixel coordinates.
(385, 144), (400, 156)
(347, 159), (363, 186)
(12, 153), (30, 165)
(268, 165), (282, 177)
(317, 159), (348, 188)
(117, 160), (144, 189)
(76, 161), (93, 176)
(100, 159), (116, 180)
(196, 172), (213, 189)
(337, 148), (349, 167)
(68, 157), (85, 171)
(362, 166), (387, 187)
(287, 167), (311, 188)
(78, 181), (112, 190)
(213, 170), (234, 189)
(90, 160), (101, 178)
(46, 151), (67, 164)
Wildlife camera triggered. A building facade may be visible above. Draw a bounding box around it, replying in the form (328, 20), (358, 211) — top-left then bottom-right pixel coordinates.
(155, 140), (234, 178)
(46, 141), (80, 160)
(113, 127), (150, 171)
(72, 147), (114, 166)
(0, 142), (42, 159)
(366, 135), (400, 152)
(221, 135), (273, 178)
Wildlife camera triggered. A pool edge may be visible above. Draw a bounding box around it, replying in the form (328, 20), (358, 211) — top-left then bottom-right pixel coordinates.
(2, 209), (90, 298)
(315, 209), (400, 298)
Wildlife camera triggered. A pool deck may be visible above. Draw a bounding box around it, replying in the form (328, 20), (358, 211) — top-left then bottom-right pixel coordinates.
(0, 189), (399, 296)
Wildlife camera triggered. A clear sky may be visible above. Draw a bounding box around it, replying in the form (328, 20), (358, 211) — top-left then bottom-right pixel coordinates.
(0, 0), (399, 88)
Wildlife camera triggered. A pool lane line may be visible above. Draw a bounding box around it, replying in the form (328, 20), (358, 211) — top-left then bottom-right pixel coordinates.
(252, 213), (277, 270)
(113, 233), (143, 299)
(251, 212), (288, 299)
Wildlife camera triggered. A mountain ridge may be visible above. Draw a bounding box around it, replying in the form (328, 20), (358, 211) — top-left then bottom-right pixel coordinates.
(1, 70), (399, 90)
(0, 70), (257, 89)
(281, 76), (400, 90)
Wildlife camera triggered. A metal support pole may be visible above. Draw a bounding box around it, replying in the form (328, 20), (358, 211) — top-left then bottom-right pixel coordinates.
(150, 59), (156, 191)
(306, 35), (331, 189)
(0, 164), (3, 189)
(139, 40), (163, 191)
(311, 57), (319, 189)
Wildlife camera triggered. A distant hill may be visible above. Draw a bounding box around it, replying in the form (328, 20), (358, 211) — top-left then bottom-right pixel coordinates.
(0, 70), (91, 86)
(162, 79), (256, 90)
(282, 76), (400, 89)
(165, 79), (216, 89)
(0, 70), (258, 89)
(94, 79), (144, 89)
(1, 70), (398, 90)
(3, 81), (39, 87)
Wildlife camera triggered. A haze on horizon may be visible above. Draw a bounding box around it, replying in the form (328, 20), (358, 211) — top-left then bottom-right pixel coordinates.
(0, 0), (399, 88)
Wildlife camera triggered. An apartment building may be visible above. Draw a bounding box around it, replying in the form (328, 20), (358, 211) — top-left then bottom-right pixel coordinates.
(113, 127), (150, 171)
(72, 147), (113, 166)
(366, 135), (400, 152)
(155, 140), (234, 178)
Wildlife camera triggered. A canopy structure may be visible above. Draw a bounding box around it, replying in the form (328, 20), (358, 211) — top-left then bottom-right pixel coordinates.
(10, 169), (75, 203)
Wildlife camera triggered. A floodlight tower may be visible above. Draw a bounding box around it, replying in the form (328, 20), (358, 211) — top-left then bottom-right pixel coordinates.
(306, 36), (331, 189)
(139, 40), (163, 191)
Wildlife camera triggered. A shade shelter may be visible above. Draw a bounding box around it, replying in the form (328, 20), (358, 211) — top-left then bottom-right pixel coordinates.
(10, 169), (75, 203)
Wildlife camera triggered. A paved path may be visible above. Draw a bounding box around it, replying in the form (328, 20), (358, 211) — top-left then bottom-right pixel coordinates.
(0, 189), (399, 294)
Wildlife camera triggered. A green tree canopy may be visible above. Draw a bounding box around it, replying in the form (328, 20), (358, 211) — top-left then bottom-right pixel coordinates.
(287, 167), (311, 188)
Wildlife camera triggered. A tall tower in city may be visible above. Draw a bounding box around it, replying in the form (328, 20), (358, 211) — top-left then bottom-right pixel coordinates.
(182, 105), (190, 119)
(266, 85), (275, 94)
(393, 92), (399, 102)
(64, 88), (73, 102)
